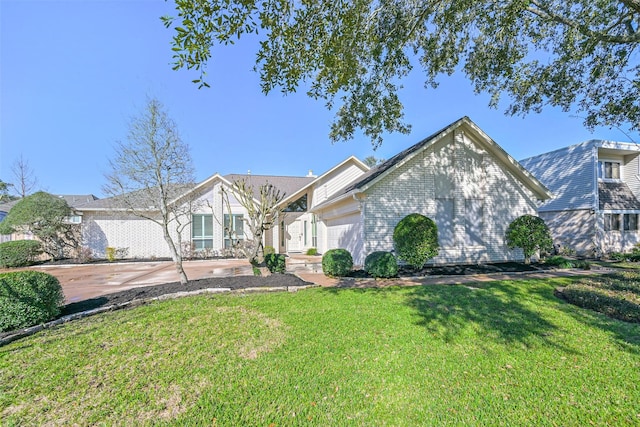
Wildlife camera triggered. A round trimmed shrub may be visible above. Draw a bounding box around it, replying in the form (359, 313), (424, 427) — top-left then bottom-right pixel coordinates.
(0, 271), (64, 332)
(265, 253), (286, 273)
(322, 249), (353, 277)
(393, 213), (439, 270)
(0, 240), (43, 268)
(364, 251), (398, 278)
(505, 214), (553, 263)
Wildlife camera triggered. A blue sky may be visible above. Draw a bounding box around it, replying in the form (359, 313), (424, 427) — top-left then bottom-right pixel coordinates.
(1, 0), (633, 198)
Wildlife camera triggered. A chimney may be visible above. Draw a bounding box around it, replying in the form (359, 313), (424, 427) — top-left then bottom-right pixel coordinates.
(307, 169), (316, 177)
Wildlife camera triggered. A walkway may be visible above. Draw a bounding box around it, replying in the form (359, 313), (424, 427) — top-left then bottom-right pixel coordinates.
(3, 255), (604, 303)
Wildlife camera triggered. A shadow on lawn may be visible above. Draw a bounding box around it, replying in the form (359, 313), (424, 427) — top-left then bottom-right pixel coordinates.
(322, 280), (577, 351)
(404, 282), (573, 349)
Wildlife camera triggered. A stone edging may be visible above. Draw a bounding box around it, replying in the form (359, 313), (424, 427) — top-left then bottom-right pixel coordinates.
(0, 284), (319, 347)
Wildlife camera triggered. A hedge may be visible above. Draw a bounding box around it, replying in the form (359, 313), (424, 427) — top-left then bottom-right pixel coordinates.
(0, 240), (43, 268)
(0, 271), (64, 332)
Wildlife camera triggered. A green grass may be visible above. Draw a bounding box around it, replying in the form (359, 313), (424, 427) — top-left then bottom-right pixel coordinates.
(2, 278), (640, 425)
(592, 260), (640, 270)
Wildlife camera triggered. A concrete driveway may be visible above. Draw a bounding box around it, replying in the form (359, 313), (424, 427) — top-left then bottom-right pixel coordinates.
(3, 259), (253, 303)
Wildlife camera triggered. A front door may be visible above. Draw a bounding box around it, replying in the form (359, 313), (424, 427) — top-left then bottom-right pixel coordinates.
(287, 220), (303, 252)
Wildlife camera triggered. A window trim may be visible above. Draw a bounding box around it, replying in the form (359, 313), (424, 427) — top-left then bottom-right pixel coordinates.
(192, 214), (214, 250)
(223, 213), (245, 248)
(598, 159), (622, 181)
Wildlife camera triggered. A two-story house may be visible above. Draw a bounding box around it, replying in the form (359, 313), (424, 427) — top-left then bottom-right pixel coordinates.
(520, 140), (640, 256)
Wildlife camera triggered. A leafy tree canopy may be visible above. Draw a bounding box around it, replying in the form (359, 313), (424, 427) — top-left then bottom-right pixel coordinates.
(0, 192), (78, 259)
(164, 0), (640, 148)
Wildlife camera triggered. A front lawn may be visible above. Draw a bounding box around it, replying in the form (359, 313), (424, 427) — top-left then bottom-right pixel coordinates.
(2, 277), (640, 425)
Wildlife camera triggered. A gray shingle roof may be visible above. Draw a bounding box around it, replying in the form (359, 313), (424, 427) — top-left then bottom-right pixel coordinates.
(224, 174), (314, 199)
(598, 181), (640, 210)
(0, 194), (99, 212)
(79, 185), (194, 210)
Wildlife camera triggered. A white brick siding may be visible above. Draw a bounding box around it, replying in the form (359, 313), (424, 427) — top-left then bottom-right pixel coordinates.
(82, 212), (176, 258)
(361, 129), (537, 265)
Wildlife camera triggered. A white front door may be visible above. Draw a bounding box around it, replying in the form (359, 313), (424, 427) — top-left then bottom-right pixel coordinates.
(287, 220), (303, 252)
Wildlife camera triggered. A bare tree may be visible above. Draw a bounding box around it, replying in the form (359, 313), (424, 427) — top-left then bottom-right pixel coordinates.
(11, 154), (38, 198)
(103, 98), (196, 284)
(226, 179), (286, 265)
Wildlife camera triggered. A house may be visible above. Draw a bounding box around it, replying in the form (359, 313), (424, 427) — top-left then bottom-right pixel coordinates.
(520, 140), (640, 256)
(78, 157), (370, 259)
(310, 116), (552, 265)
(49, 117), (549, 265)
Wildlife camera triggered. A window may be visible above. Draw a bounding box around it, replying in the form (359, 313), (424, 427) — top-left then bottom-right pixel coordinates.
(192, 214), (213, 250)
(280, 220), (285, 247)
(604, 213), (621, 231)
(598, 161), (621, 180)
(224, 214), (244, 248)
(311, 215), (318, 247)
(285, 194), (307, 212)
(65, 215), (82, 224)
(624, 214), (638, 231)
(303, 220), (308, 246)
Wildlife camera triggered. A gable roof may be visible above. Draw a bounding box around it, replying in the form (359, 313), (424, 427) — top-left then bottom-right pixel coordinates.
(313, 117), (551, 211)
(342, 116), (551, 199)
(276, 156), (370, 207)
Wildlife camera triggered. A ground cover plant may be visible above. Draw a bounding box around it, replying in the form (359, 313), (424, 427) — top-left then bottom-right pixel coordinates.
(557, 271), (640, 323)
(2, 277), (640, 425)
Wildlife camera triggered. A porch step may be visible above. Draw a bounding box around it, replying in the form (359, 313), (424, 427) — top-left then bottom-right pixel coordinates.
(286, 255), (323, 273)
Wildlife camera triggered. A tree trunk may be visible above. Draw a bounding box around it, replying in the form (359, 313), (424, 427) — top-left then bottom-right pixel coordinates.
(162, 226), (189, 285)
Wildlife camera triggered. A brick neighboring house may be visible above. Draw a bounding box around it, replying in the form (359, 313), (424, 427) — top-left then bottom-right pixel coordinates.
(311, 116), (552, 265)
(520, 140), (640, 256)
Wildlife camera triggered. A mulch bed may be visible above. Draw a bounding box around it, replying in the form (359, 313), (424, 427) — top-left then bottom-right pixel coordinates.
(61, 274), (311, 317)
(347, 262), (544, 278)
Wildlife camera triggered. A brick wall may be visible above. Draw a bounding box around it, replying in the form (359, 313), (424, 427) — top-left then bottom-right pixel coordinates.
(361, 129), (537, 264)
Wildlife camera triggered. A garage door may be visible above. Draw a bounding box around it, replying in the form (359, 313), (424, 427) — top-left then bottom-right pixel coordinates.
(326, 213), (364, 264)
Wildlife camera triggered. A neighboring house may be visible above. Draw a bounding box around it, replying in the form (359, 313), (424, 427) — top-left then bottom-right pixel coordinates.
(312, 116), (552, 265)
(520, 140), (640, 256)
(77, 157), (370, 259)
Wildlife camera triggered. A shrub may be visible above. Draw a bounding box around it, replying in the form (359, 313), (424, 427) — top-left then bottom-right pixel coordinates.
(306, 247), (318, 256)
(544, 256), (590, 270)
(0, 240), (43, 268)
(0, 271), (64, 331)
(265, 253), (286, 273)
(505, 215), (553, 263)
(393, 213), (439, 270)
(364, 251), (398, 278)
(322, 249), (353, 277)
(264, 245), (276, 256)
(75, 246), (94, 264)
(106, 247), (128, 262)
(558, 284), (640, 323)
